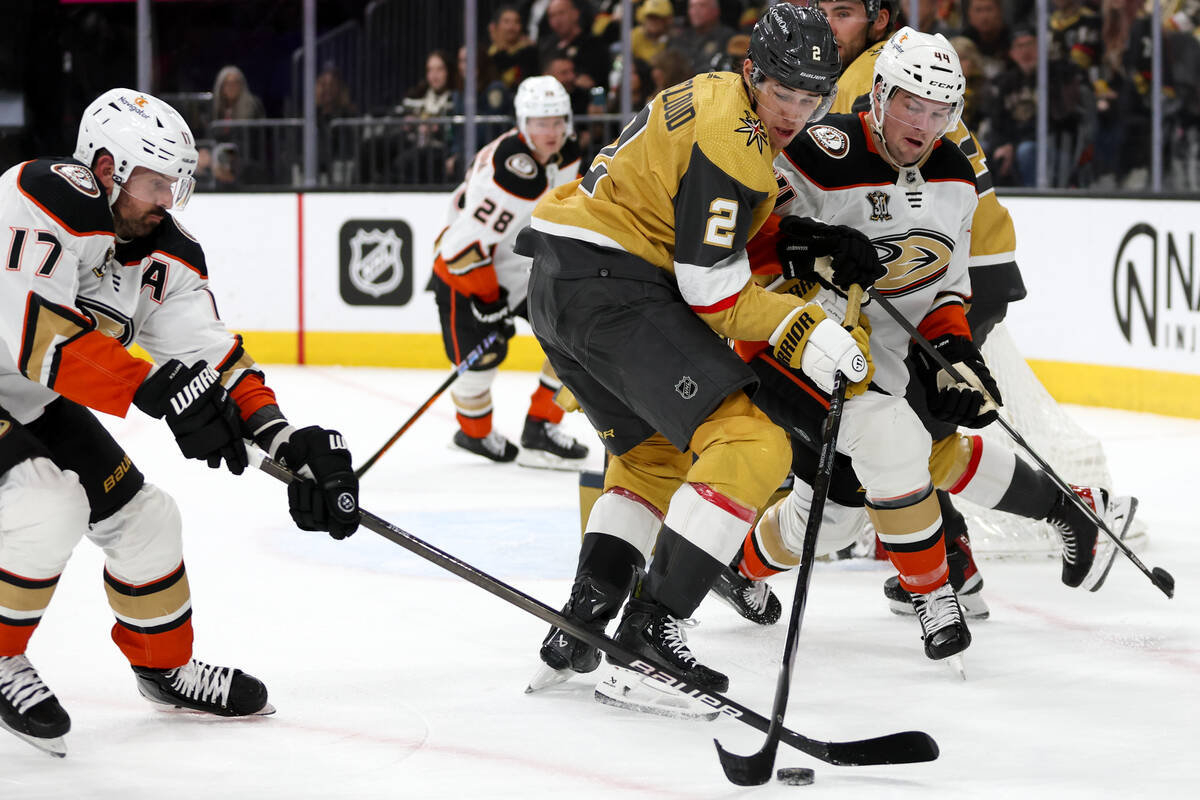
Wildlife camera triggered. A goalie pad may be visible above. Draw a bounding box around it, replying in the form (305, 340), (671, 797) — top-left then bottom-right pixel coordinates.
(593, 664), (719, 721)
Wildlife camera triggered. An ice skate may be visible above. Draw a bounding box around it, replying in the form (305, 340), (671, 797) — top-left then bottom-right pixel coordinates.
(1048, 485), (1108, 588)
(885, 573), (990, 620)
(711, 564), (781, 625)
(1081, 493), (1138, 592)
(133, 658), (274, 717)
(0, 655), (69, 757)
(529, 575), (622, 693)
(885, 533), (990, 620)
(517, 416), (588, 471)
(452, 429), (518, 463)
(593, 663), (719, 721)
(911, 583), (971, 661)
(611, 598), (728, 694)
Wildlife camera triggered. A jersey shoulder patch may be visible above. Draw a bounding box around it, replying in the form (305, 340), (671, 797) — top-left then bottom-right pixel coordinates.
(113, 214), (209, 278)
(16, 159), (114, 238)
(806, 124), (851, 159)
(491, 134), (546, 200)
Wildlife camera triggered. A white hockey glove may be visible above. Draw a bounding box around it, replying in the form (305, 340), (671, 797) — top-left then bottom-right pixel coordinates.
(769, 303), (873, 397)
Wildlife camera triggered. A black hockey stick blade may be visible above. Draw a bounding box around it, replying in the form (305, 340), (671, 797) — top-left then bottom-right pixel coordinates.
(1152, 567), (1175, 598)
(714, 738), (779, 786)
(254, 451), (938, 768)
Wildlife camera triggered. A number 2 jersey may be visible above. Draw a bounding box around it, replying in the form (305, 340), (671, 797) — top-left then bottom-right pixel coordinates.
(432, 128), (581, 307)
(529, 71), (810, 343)
(771, 112), (979, 394)
(0, 157), (276, 424)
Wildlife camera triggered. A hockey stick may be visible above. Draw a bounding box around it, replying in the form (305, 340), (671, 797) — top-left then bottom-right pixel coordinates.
(714, 285), (864, 786)
(355, 330), (503, 479)
(254, 449), (938, 768)
(865, 286), (1175, 599)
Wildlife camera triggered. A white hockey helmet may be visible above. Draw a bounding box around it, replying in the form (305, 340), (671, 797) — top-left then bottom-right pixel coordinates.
(870, 27), (965, 141)
(74, 88), (199, 210)
(514, 76), (573, 140)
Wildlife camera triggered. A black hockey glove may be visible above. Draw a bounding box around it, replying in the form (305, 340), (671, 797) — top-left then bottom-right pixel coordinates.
(777, 215), (887, 291)
(272, 425), (359, 539)
(912, 335), (1003, 429)
(133, 359), (248, 475)
(470, 288), (516, 341)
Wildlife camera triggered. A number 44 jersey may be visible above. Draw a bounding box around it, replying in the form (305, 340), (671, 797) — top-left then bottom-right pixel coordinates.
(432, 129), (581, 306)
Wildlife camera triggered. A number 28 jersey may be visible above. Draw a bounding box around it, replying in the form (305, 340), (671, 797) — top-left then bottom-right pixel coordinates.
(432, 129), (581, 307)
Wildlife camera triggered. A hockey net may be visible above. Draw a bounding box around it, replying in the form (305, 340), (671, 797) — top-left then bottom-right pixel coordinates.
(925, 323), (1148, 559)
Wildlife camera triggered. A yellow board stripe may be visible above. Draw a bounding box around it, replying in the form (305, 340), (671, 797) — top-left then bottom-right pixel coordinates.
(1027, 359), (1200, 420)
(137, 333), (1200, 419)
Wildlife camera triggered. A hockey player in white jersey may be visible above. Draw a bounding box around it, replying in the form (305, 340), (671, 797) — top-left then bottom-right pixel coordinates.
(0, 89), (358, 756)
(719, 30), (1135, 664)
(430, 75), (589, 467)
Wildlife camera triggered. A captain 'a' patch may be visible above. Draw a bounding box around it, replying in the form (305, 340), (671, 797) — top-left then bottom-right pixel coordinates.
(51, 163), (101, 197)
(807, 125), (850, 158)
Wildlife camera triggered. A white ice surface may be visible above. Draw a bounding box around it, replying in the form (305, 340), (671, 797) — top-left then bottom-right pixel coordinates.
(3, 365), (1197, 799)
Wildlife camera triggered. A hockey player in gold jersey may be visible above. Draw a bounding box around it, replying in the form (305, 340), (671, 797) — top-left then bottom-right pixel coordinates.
(518, 5), (875, 697)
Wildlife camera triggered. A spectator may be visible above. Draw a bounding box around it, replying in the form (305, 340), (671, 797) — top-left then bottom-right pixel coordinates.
(212, 65), (265, 121)
(314, 63), (357, 185)
(989, 27), (1096, 187)
(633, 0), (676, 64)
(649, 47), (693, 98)
(212, 141), (241, 190)
(194, 140), (216, 191)
(912, 0), (960, 38)
(960, 0), (1011, 81)
(538, 0), (612, 90)
(609, 57), (656, 112)
(674, 0), (735, 75)
(487, 5), (540, 91)
(397, 49), (460, 184)
(950, 36), (992, 144)
(543, 52), (592, 116)
(209, 65), (265, 142)
(1049, 0), (1103, 84)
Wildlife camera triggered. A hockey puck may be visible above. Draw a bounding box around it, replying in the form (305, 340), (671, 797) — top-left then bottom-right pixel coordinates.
(776, 767), (815, 786)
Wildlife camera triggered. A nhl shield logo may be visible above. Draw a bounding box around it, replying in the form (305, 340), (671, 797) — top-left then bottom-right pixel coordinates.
(348, 228), (404, 298)
(674, 376), (698, 399)
(339, 219), (414, 306)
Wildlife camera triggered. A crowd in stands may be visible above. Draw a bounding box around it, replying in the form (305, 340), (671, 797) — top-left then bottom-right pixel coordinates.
(191, 0), (1200, 191)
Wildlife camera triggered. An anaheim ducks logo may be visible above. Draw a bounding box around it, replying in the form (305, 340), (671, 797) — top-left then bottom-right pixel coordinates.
(51, 164), (101, 198)
(807, 125), (849, 158)
(872, 228), (956, 297)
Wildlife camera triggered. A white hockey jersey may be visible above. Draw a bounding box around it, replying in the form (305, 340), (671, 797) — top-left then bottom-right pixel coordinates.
(0, 158), (275, 424)
(432, 129), (581, 306)
(772, 113), (979, 394)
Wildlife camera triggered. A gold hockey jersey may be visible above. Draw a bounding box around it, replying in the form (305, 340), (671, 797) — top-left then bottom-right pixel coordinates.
(833, 42), (1024, 304)
(530, 72), (807, 343)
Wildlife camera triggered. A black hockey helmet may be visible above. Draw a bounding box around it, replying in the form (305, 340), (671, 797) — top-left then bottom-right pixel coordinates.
(747, 4), (840, 97)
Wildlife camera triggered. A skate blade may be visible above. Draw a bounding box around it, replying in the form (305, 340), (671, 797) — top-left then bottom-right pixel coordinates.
(143, 698), (276, 717)
(943, 654), (967, 681)
(592, 666), (719, 721)
(1084, 496), (1138, 593)
(1, 721), (66, 758)
(525, 663), (572, 694)
(516, 449), (588, 472)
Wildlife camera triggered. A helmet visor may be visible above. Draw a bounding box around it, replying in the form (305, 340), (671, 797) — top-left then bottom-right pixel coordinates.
(118, 167), (196, 212)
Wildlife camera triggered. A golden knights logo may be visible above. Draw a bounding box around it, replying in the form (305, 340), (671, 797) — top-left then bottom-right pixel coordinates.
(867, 190), (892, 221)
(339, 219), (414, 306)
(735, 112), (768, 155)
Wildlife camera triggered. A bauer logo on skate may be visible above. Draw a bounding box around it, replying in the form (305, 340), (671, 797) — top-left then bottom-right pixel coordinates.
(1112, 222), (1200, 353)
(627, 660), (743, 718)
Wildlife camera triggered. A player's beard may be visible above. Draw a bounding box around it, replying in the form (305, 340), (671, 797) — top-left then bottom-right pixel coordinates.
(113, 203), (166, 240)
